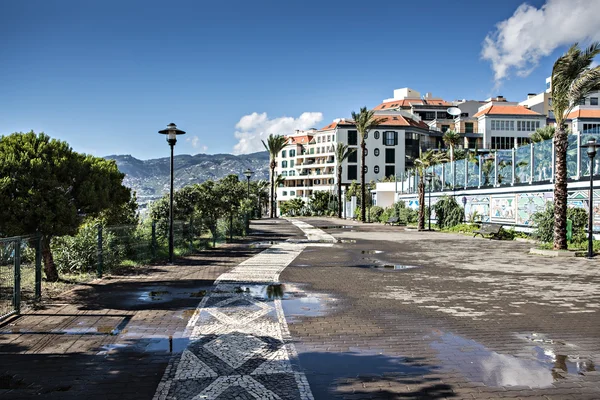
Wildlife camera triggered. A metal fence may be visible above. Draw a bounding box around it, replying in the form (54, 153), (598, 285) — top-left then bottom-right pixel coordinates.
(0, 235), (42, 322)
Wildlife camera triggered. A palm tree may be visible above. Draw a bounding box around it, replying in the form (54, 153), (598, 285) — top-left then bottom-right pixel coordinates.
(262, 134), (288, 218)
(272, 174), (286, 217)
(530, 126), (555, 143)
(551, 42), (600, 250)
(256, 179), (269, 217)
(334, 142), (356, 218)
(443, 130), (461, 189)
(414, 150), (448, 230)
(351, 107), (386, 222)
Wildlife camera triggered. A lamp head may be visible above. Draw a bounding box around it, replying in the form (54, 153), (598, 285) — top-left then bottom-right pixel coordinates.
(158, 123), (186, 145)
(586, 139), (598, 159)
(462, 196), (467, 205)
(244, 168), (254, 179)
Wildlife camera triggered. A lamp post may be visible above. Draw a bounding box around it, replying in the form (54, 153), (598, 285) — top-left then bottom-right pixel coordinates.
(462, 196), (467, 224)
(425, 173), (433, 231)
(158, 123), (186, 264)
(243, 169), (254, 198)
(581, 139), (600, 258)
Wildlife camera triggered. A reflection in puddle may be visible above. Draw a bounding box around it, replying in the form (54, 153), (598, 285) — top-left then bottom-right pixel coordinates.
(319, 225), (354, 230)
(375, 264), (419, 271)
(338, 239), (356, 244)
(137, 287), (209, 303)
(361, 250), (384, 254)
(234, 284), (286, 300)
(296, 346), (432, 400)
(430, 331), (596, 388)
(249, 241), (276, 249)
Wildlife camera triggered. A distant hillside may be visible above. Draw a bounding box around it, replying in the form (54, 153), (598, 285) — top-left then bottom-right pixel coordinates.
(105, 152), (270, 205)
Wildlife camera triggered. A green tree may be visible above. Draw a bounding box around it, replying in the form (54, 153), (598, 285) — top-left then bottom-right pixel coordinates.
(0, 132), (130, 281)
(551, 42), (600, 249)
(350, 107), (385, 222)
(262, 135), (288, 218)
(414, 150), (448, 230)
(334, 143), (356, 218)
(309, 191), (335, 216)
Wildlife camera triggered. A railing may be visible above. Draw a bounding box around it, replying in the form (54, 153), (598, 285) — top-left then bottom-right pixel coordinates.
(398, 132), (600, 193)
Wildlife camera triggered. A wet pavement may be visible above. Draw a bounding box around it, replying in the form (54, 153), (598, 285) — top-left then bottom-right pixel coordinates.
(2, 216), (600, 399)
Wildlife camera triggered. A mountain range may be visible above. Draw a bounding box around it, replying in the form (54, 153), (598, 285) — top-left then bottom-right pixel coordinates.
(105, 152), (270, 206)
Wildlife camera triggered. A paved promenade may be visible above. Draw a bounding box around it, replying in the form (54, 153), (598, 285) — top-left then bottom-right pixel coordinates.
(1, 217), (600, 399)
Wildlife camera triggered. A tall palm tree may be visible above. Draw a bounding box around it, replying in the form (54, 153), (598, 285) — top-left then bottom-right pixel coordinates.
(443, 129), (462, 188)
(256, 179), (269, 217)
(551, 42), (600, 250)
(351, 107), (386, 222)
(262, 134), (288, 218)
(530, 126), (555, 143)
(334, 142), (356, 218)
(414, 150), (448, 230)
(272, 174), (286, 218)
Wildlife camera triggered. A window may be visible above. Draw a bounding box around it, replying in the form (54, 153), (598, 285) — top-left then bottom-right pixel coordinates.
(364, 148), (368, 156)
(374, 166), (380, 174)
(517, 137), (530, 146)
(281, 161), (288, 168)
(405, 132), (420, 166)
(584, 124), (600, 133)
(517, 121), (521, 131)
(383, 131), (398, 146)
(290, 191), (295, 196)
(509, 121), (514, 131)
(536, 121), (540, 129)
(281, 171), (288, 176)
(289, 149), (296, 157)
(374, 148), (380, 156)
(317, 137), (321, 143)
(290, 160), (295, 167)
(329, 179), (334, 184)
(491, 136), (514, 150)
(425, 112), (436, 120)
(348, 149), (357, 163)
(316, 148), (320, 154)
(442, 125), (450, 133)
(282, 191), (288, 196)
(332, 135), (335, 141)
(548, 98), (553, 106)
(374, 131), (380, 140)
(364, 132), (368, 139)
(385, 148), (395, 163)
(437, 112), (449, 120)
(579, 98), (586, 105)
(465, 123), (474, 134)
(282, 150), (286, 158)
(327, 135), (331, 142)
(348, 130), (358, 145)
(385, 165), (395, 177)
(347, 165), (357, 180)
(591, 97), (599, 106)
(363, 166), (368, 174)
(289, 170), (296, 176)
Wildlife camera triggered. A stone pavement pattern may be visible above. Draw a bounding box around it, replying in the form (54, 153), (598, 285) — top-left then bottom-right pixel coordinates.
(153, 221), (335, 400)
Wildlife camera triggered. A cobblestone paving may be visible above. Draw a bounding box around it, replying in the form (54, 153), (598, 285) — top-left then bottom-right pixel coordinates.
(280, 218), (600, 399)
(153, 222), (335, 400)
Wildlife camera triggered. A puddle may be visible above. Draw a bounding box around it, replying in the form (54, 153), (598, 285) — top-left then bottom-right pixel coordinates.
(296, 346), (433, 400)
(136, 286), (209, 303)
(234, 284), (287, 300)
(430, 331), (596, 388)
(97, 336), (191, 355)
(338, 239), (357, 244)
(361, 250), (384, 254)
(373, 264), (419, 271)
(319, 225), (354, 230)
(138, 290), (170, 301)
(0, 374), (27, 389)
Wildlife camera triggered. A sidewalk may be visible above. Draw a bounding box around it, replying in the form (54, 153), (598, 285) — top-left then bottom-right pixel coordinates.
(0, 219), (302, 399)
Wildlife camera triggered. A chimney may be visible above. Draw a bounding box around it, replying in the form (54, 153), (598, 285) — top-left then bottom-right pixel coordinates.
(425, 92), (432, 99)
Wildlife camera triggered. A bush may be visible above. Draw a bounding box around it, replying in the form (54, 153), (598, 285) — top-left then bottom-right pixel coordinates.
(433, 195), (464, 229)
(354, 207), (362, 221)
(369, 206), (384, 221)
(532, 203), (587, 243)
(399, 207), (418, 224)
(443, 223), (480, 234)
(379, 207), (394, 223)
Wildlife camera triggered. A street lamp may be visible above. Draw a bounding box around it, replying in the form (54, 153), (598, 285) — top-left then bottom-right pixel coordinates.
(425, 173), (434, 231)
(158, 123), (186, 264)
(243, 169), (254, 198)
(462, 196), (467, 224)
(581, 138), (600, 258)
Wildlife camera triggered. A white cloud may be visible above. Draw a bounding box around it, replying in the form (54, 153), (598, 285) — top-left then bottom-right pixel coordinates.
(482, 0), (600, 85)
(232, 112), (323, 154)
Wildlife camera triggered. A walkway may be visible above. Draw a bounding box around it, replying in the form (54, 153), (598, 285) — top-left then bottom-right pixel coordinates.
(153, 221), (335, 399)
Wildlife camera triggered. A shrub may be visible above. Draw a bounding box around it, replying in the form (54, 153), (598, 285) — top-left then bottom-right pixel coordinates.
(399, 207), (418, 224)
(532, 203), (587, 243)
(433, 195), (464, 229)
(369, 206), (384, 221)
(354, 207), (362, 221)
(379, 207), (394, 223)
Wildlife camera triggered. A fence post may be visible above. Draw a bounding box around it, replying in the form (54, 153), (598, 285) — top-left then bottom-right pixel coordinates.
(478, 155), (483, 188)
(530, 142), (534, 184)
(13, 238), (21, 314)
(35, 233), (42, 301)
(151, 221), (157, 260)
(511, 148), (516, 186)
(464, 157), (468, 189)
(494, 152), (499, 187)
(97, 225), (103, 278)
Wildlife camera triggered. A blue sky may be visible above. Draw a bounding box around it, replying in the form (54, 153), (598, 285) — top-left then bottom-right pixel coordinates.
(1, 0), (598, 159)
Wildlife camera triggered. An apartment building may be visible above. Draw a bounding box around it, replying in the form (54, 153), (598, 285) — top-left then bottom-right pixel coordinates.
(274, 108), (430, 207)
(473, 102), (546, 149)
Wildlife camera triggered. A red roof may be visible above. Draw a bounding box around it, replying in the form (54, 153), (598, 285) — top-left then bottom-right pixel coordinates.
(373, 98), (451, 110)
(473, 105), (542, 118)
(286, 135), (312, 144)
(566, 109), (600, 119)
(320, 115), (428, 130)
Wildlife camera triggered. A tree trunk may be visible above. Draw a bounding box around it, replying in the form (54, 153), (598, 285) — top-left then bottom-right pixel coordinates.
(41, 236), (59, 282)
(553, 126), (568, 250)
(360, 139), (366, 222)
(270, 161), (275, 218)
(418, 177), (425, 231)
(337, 167), (343, 218)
